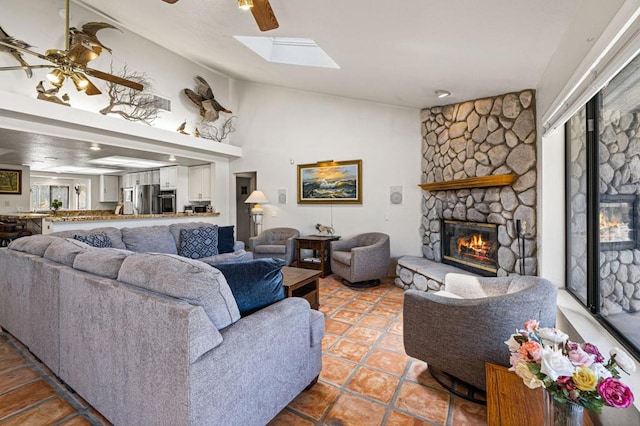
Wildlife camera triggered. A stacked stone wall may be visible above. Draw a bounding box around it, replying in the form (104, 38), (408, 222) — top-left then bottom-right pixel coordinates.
(420, 90), (538, 276)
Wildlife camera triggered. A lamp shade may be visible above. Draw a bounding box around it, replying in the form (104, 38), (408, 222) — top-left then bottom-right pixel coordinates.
(244, 190), (270, 204)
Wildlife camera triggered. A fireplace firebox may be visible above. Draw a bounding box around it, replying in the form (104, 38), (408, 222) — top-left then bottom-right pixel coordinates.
(600, 195), (638, 251)
(441, 220), (498, 276)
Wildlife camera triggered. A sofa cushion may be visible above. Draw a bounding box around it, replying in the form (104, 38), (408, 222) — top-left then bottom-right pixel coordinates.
(73, 232), (113, 248)
(117, 253), (240, 329)
(212, 258), (285, 316)
(200, 250), (254, 265)
(121, 226), (177, 254)
(73, 248), (135, 279)
(43, 238), (88, 266)
(169, 222), (211, 253)
(180, 226), (219, 259)
(253, 244), (287, 255)
(50, 227), (126, 250)
(8, 235), (60, 257)
(217, 225), (235, 254)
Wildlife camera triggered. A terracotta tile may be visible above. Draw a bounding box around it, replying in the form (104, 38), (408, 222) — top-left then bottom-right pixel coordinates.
(406, 359), (442, 390)
(324, 319), (351, 336)
(345, 326), (383, 345)
(324, 392), (386, 426)
(59, 415), (93, 426)
(333, 289), (357, 299)
(268, 409), (314, 426)
(389, 319), (403, 335)
(354, 293), (381, 303)
(377, 333), (405, 354)
(386, 410), (432, 425)
(330, 309), (363, 324)
(318, 305), (337, 317)
(365, 349), (409, 376)
(369, 305), (400, 318)
(319, 288), (335, 297)
(323, 276), (343, 287)
(320, 356), (357, 387)
(88, 408), (113, 426)
(0, 380), (57, 420)
(0, 353), (26, 375)
(322, 296), (348, 307)
(0, 366), (40, 394)
(379, 298), (403, 309)
(1, 396), (76, 426)
(346, 366), (400, 403)
(328, 340), (371, 363)
(0, 343), (14, 357)
(343, 300), (374, 313)
(395, 381), (450, 424)
(321, 334), (340, 352)
(359, 316), (391, 330)
(450, 397), (488, 426)
(287, 381), (339, 420)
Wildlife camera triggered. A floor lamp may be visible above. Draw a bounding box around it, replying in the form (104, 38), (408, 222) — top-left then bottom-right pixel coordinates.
(244, 190), (269, 235)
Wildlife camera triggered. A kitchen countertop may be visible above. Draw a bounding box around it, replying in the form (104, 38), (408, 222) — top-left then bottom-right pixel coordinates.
(45, 212), (220, 222)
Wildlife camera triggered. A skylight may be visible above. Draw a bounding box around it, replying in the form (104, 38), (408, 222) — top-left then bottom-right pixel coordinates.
(234, 36), (340, 69)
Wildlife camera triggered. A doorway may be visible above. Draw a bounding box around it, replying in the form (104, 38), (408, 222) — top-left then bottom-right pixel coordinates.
(235, 172), (256, 247)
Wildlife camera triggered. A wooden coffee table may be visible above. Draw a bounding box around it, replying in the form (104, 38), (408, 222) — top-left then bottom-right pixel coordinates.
(282, 266), (322, 309)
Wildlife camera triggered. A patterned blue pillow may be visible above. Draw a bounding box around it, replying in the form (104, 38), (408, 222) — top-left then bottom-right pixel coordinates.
(73, 232), (113, 248)
(180, 226), (219, 259)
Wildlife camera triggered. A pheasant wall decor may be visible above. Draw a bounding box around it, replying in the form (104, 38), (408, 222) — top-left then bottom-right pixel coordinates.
(184, 76), (231, 123)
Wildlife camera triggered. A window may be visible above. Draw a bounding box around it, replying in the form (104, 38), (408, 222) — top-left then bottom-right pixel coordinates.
(30, 178), (89, 211)
(566, 53), (640, 358)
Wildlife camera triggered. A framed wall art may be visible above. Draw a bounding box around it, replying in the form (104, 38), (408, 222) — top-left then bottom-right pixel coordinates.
(0, 169), (22, 195)
(297, 159), (362, 204)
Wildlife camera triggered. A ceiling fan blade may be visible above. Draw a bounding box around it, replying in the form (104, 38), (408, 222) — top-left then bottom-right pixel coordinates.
(82, 76), (102, 96)
(0, 64), (53, 71)
(251, 0), (279, 32)
(85, 68), (144, 91)
(0, 40), (53, 63)
(162, 0), (180, 3)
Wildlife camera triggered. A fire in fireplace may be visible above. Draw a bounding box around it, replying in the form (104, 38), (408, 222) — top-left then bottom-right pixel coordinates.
(600, 195), (637, 250)
(441, 220), (498, 276)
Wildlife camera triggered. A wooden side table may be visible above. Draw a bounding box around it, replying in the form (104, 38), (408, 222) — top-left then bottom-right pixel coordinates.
(295, 235), (340, 277)
(486, 363), (593, 426)
(282, 266), (322, 309)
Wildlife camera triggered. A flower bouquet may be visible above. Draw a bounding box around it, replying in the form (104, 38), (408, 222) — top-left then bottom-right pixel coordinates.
(505, 320), (636, 416)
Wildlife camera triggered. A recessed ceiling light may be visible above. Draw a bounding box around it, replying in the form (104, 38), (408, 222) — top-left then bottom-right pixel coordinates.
(89, 144), (101, 151)
(435, 90), (451, 98)
(168, 155), (177, 162)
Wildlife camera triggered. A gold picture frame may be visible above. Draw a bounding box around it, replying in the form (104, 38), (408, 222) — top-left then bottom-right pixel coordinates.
(0, 169), (22, 195)
(297, 159), (362, 204)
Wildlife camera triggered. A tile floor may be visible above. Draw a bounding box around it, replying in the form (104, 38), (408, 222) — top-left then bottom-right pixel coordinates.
(0, 275), (488, 426)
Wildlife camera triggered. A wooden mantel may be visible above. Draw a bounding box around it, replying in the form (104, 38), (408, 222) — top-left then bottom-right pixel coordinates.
(418, 174), (516, 191)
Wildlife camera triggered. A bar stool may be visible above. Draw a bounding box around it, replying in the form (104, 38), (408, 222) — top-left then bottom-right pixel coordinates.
(0, 222), (28, 247)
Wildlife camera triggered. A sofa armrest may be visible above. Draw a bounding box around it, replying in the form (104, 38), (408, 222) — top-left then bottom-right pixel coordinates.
(331, 238), (357, 252)
(233, 241), (245, 251)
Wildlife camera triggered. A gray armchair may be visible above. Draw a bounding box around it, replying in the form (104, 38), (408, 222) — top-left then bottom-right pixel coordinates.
(403, 273), (557, 393)
(330, 232), (390, 287)
(249, 227), (300, 265)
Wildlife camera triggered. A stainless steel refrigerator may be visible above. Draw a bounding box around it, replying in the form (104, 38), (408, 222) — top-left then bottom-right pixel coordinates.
(133, 184), (161, 214)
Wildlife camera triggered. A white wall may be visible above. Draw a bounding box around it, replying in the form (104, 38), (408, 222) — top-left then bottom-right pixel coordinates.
(229, 81), (423, 262)
(0, 164), (29, 213)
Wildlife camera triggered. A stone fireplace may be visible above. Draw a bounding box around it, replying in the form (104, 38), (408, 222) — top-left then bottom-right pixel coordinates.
(397, 89), (538, 291)
(441, 220), (499, 276)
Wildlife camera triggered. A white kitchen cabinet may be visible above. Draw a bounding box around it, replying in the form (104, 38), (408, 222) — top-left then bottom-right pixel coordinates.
(152, 169), (160, 185)
(123, 173), (133, 188)
(100, 175), (119, 203)
(160, 166), (178, 189)
(188, 164), (212, 201)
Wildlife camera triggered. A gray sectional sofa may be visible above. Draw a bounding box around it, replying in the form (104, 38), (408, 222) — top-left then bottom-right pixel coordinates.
(0, 223), (324, 426)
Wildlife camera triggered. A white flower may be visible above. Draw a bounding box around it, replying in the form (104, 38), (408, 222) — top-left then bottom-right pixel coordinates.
(514, 360), (543, 389)
(538, 327), (569, 345)
(504, 334), (521, 352)
(540, 347), (575, 381)
(610, 347), (637, 374)
(591, 362), (612, 380)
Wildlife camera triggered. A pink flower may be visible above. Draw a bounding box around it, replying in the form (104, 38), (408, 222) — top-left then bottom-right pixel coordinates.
(581, 343), (604, 363)
(557, 376), (576, 391)
(524, 320), (539, 333)
(519, 341), (542, 362)
(508, 352), (523, 370)
(597, 377), (634, 408)
(568, 346), (593, 366)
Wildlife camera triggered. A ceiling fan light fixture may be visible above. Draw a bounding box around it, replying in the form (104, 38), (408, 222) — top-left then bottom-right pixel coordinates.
(238, 0), (254, 10)
(47, 68), (65, 87)
(70, 73), (90, 92)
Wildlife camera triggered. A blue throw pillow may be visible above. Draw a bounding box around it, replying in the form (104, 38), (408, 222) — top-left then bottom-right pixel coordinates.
(180, 226), (219, 259)
(73, 232), (112, 248)
(217, 225), (235, 254)
(213, 258), (285, 316)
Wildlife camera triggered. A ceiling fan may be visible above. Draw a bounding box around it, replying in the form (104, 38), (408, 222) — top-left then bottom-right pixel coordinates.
(162, 0), (279, 32)
(0, 0), (143, 96)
